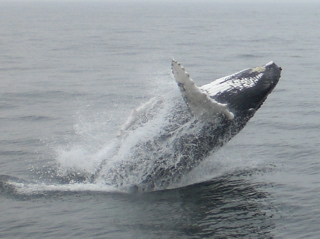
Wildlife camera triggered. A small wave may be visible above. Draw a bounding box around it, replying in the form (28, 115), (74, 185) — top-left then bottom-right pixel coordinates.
(18, 115), (56, 121)
(237, 53), (262, 59)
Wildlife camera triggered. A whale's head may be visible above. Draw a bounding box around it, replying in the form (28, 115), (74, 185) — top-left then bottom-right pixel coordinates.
(201, 61), (282, 119)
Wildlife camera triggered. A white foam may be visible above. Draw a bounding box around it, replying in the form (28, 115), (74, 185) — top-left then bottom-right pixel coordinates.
(8, 181), (124, 195)
(49, 70), (182, 191)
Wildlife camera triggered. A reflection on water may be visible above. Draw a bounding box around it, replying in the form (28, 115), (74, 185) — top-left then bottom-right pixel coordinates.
(0, 173), (275, 238)
(128, 173), (275, 238)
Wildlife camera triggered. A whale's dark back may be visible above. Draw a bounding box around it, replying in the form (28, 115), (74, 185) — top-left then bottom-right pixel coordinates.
(209, 62), (281, 118)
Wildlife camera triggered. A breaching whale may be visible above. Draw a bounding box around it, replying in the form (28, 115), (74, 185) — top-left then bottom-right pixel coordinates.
(95, 60), (281, 192)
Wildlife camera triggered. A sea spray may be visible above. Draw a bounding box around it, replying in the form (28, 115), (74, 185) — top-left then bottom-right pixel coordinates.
(50, 59), (281, 192)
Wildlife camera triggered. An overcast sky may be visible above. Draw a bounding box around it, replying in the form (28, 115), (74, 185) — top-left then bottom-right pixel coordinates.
(0, 0), (319, 2)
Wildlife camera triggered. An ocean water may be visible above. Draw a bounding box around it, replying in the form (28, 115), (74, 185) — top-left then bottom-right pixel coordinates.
(1, 0), (320, 238)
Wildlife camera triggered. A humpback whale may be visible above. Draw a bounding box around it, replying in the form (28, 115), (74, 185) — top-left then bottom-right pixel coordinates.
(95, 60), (281, 192)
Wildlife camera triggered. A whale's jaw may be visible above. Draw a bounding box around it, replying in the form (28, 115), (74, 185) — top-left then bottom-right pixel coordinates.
(200, 61), (282, 119)
(172, 59), (282, 123)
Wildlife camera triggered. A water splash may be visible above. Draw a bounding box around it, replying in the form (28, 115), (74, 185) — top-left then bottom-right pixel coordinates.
(18, 73), (265, 194)
(49, 80), (184, 192)
(50, 93), (255, 192)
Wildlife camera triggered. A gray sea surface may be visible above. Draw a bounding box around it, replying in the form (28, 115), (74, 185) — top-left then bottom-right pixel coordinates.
(1, 1), (320, 238)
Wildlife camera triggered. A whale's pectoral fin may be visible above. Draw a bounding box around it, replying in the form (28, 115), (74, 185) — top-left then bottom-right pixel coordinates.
(171, 60), (234, 120)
